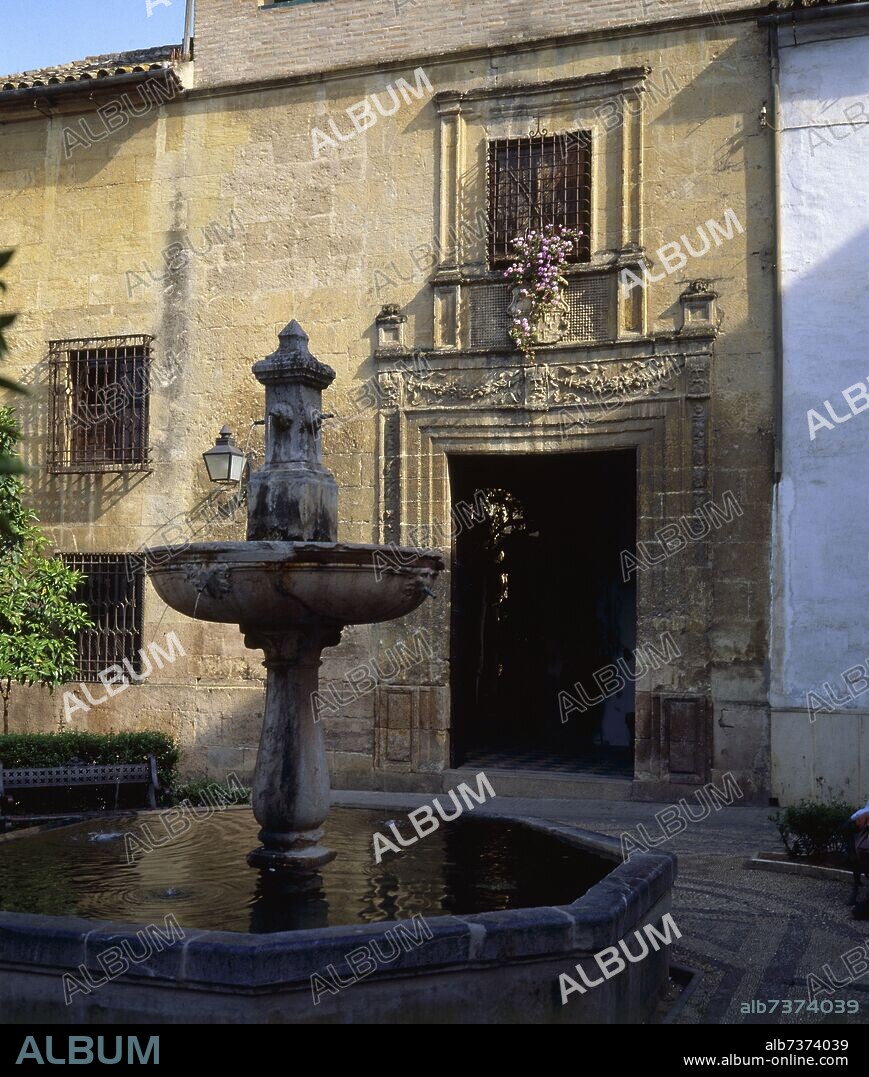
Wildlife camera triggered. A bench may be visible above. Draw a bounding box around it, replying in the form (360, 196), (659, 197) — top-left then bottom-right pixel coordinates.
(0, 757), (159, 831)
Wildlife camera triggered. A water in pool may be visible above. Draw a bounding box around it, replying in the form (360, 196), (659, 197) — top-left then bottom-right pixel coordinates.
(0, 807), (609, 933)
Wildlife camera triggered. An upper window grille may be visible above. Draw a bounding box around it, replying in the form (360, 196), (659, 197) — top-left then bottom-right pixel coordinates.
(48, 335), (152, 473)
(487, 131), (592, 268)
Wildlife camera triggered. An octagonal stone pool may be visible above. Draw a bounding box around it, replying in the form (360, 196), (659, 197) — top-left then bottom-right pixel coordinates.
(0, 806), (676, 1024)
(0, 807), (610, 933)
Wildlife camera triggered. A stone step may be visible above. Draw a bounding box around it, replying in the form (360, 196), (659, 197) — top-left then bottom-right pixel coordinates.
(440, 766), (633, 801)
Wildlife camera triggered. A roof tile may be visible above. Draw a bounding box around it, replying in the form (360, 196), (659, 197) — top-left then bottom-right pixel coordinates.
(0, 44), (181, 93)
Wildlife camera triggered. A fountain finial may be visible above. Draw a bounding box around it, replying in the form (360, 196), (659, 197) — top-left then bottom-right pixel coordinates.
(279, 320), (309, 346)
(246, 319), (338, 543)
(252, 320), (336, 389)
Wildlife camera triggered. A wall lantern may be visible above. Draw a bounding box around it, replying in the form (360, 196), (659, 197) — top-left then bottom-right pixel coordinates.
(202, 425), (247, 485)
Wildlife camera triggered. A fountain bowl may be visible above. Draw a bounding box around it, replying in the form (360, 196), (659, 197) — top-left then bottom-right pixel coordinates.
(144, 541), (444, 628)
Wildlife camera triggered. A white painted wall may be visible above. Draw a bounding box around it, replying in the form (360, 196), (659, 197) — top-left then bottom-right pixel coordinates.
(771, 21), (869, 804)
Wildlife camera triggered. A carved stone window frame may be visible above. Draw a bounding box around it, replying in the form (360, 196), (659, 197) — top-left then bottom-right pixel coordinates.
(432, 67), (651, 350)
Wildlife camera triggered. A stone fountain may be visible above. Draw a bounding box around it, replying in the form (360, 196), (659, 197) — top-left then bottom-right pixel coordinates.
(0, 321), (677, 1026)
(144, 322), (443, 874)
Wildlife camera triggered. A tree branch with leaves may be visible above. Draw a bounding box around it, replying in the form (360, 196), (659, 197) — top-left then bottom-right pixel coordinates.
(0, 407), (93, 733)
(0, 249), (27, 489)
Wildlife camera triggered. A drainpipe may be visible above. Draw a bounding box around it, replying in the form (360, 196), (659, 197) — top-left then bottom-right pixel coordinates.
(767, 22), (784, 484)
(183, 0), (195, 62)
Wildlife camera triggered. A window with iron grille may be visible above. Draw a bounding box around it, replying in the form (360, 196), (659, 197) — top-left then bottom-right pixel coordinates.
(487, 131), (592, 268)
(61, 553), (144, 681)
(48, 335), (153, 473)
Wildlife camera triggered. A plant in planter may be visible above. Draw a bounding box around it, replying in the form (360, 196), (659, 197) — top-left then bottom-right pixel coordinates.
(503, 225), (582, 361)
(774, 797), (856, 860)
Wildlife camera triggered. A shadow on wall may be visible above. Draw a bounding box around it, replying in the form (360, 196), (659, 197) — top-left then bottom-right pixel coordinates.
(13, 355), (148, 525)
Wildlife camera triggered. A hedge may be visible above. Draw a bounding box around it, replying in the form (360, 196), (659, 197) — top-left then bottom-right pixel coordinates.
(775, 797), (857, 859)
(0, 731), (179, 792)
(171, 777), (251, 807)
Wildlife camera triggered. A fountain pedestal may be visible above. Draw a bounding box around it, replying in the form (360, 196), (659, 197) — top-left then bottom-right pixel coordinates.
(243, 626), (341, 872)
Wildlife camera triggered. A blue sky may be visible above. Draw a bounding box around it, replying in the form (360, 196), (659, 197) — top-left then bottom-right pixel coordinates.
(0, 0), (188, 77)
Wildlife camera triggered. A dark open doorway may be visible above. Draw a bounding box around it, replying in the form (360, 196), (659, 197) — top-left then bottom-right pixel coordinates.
(449, 450), (636, 776)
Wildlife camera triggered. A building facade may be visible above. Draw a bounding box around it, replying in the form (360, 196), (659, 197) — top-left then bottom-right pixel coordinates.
(0, 0), (777, 802)
(766, 1), (869, 803)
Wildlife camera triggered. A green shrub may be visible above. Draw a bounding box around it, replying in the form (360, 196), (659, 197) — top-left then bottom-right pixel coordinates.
(169, 777), (251, 807)
(775, 797), (857, 859)
(0, 731), (179, 792)
(0, 407), (93, 732)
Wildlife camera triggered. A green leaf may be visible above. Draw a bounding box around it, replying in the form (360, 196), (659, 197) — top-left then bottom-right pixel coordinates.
(0, 404), (93, 696)
(0, 258), (25, 501)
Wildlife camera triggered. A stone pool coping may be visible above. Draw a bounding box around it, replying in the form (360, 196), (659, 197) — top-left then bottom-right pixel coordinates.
(0, 809), (676, 994)
(746, 850), (853, 883)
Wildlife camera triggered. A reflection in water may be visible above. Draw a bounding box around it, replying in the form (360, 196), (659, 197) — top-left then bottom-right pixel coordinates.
(0, 808), (610, 934)
(251, 872), (331, 934)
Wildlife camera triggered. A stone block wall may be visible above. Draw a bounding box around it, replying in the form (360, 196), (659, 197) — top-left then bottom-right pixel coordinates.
(0, 7), (775, 798)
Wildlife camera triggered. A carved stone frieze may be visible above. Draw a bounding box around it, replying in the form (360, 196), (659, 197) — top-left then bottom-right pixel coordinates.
(405, 367), (525, 408)
(377, 371), (404, 408)
(402, 354), (688, 412)
(552, 355), (684, 404)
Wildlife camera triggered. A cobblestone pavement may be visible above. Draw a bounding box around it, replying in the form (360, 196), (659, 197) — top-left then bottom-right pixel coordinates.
(333, 789), (869, 1025)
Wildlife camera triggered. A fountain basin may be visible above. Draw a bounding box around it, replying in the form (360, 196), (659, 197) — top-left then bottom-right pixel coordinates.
(144, 541), (443, 628)
(0, 807), (676, 1024)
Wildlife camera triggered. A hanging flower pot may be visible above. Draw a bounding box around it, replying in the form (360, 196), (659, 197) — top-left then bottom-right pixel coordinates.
(504, 225), (582, 361)
(507, 286), (569, 346)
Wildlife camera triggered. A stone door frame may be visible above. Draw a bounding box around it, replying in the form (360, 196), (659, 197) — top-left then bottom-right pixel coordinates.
(372, 334), (715, 791)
